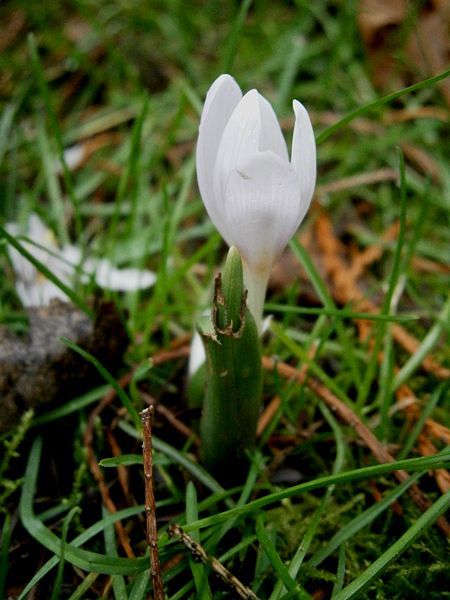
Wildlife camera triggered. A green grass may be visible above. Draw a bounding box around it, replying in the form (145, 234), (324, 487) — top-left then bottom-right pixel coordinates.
(1, 1), (449, 598)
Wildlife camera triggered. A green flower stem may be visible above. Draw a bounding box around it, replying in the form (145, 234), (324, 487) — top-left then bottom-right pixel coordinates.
(198, 247), (263, 482)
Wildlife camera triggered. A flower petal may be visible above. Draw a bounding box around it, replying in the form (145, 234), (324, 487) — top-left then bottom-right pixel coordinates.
(213, 90), (260, 181)
(6, 216), (58, 284)
(257, 94), (288, 161)
(291, 100), (316, 222)
(212, 89), (265, 243)
(16, 280), (69, 307)
(196, 74), (242, 224)
(188, 329), (206, 376)
(222, 150), (300, 271)
(28, 214), (55, 243)
(93, 259), (157, 291)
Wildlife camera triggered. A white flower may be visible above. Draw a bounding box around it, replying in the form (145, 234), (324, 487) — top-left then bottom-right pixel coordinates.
(196, 74), (316, 330)
(6, 214), (156, 307)
(55, 144), (86, 174)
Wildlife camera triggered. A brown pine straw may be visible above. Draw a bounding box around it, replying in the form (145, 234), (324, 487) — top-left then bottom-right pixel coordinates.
(257, 395), (282, 437)
(306, 213), (450, 505)
(396, 383), (450, 493)
(155, 402), (201, 446)
(106, 429), (130, 498)
(316, 168), (398, 196)
(258, 343), (318, 438)
(262, 355), (450, 537)
(313, 213), (450, 380)
(83, 370), (135, 558)
(418, 434), (450, 494)
(83, 342), (191, 559)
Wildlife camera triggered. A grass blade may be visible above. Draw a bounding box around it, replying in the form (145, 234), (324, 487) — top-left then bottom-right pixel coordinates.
(186, 481), (212, 600)
(182, 452), (450, 532)
(60, 338), (141, 429)
(256, 514), (309, 599)
(307, 473), (422, 568)
(333, 489), (450, 599)
(316, 69), (450, 144)
(0, 514), (12, 600)
(19, 437), (148, 577)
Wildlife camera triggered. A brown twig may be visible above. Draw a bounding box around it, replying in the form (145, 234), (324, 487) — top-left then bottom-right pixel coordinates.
(151, 345), (191, 366)
(155, 402), (201, 446)
(140, 406), (164, 600)
(106, 429), (130, 499)
(418, 435), (450, 494)
(168, 524), (260, 600)
(83, 371), (135, 558)
(262, 355), (450, 536)
(81, 342), (190, 565)
(257, 395), (282, 437)
(316, 168), (398, 196)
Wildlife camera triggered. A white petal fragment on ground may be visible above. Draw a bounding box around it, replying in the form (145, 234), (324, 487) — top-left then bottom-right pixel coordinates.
(93, 259), (157, 291)
(6, 214), (157, 306)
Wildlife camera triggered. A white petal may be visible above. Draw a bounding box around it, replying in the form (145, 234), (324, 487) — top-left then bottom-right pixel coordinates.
(14, 281), (40, 307)
(27, 214), (54, 244)
(212, 89), (265, 244)
(60, 244), (83, 264)
(196, 74), (242, 225)
(223, 150), (301, 271)
(291, 100), (316, 221)
(93, 259), (157, 291)
(188, 329), (206, 376)
(6, 215), (57, 283)
(257, 94), (288, 161)
(214, 89), (260, 186)
(56, 244), (83, 280)
(55, 144), (85, 174)
(15, 280), (69, 307)
(6, 243), (37, 284)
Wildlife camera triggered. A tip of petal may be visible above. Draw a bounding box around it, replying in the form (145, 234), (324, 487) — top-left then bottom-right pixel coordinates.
(243, 89), (260, 102)
(203, 74), (241, 110)
(214, 73), (235, 84)
(292, 99), (309, 119)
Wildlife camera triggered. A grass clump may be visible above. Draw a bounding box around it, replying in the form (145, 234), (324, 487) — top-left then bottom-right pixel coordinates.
(1, 1), (449, 598)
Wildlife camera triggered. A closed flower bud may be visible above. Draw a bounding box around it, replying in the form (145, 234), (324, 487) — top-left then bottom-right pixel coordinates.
(196, 74), (316, 330)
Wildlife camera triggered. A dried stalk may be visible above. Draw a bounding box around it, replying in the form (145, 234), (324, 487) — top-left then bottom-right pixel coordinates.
(140, 406), (164, 600)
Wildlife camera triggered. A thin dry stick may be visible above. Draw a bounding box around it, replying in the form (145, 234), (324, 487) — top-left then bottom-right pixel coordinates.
(168, 524), (260, 600)
(83, 342), (190, 559)
(140, 406), (164, 600)
(155, 402), (201, 446)
(84, 371), (135, 558)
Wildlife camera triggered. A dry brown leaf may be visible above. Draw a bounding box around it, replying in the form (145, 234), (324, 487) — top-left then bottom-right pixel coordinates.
(0, 10), (26, 53)
(407, 10), (450, 105)
(308, 212), (450, 379)
(358, 0), (450, 106)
